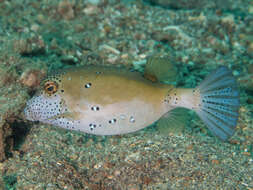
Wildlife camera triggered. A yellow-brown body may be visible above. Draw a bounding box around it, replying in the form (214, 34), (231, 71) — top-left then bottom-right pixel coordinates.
(58, 66), (179, 135)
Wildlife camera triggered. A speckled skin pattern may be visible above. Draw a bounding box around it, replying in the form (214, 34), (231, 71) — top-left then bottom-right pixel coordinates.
(24, 66), (199, 135)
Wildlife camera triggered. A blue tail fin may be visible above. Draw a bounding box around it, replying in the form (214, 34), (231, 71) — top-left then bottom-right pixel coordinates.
(196, 66), (240, 141)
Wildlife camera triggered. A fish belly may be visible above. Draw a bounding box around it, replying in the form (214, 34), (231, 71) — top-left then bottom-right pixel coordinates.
(75, 99), (165, 135)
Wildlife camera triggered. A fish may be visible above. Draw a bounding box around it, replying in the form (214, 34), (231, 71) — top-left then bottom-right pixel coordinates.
(24, 65), (240, 141)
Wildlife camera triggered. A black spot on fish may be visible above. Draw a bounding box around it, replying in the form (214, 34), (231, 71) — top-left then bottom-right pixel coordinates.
(109, 119), (116, 124)
(91, 106), (100, 111)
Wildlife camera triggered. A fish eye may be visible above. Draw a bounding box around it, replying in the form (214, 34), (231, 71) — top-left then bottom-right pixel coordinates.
(44, 81), (58, 95)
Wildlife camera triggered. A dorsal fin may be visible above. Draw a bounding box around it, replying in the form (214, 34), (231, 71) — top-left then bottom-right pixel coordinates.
(144, 56), (178, 83)
(143, 72), (158, 82)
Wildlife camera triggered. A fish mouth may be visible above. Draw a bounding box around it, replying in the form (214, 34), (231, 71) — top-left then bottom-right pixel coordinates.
(46, 111), (79, 121)
(46, 112), (68, 121)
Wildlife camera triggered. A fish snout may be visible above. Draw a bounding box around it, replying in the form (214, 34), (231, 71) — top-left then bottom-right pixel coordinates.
(24, 94), (63, 122)
(24, 103), (35, 121)
(24, 97), (44, 121)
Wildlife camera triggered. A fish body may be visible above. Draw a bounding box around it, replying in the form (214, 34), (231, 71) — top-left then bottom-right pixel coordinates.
(24, 65), (240, 141)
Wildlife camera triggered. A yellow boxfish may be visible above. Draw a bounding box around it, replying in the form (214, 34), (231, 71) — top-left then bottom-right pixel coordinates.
(24, 65), (239, 141)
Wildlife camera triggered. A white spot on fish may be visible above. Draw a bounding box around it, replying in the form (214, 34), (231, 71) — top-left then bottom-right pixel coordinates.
(91, 106), (100, 111)
(85, 83), (92, 88)
(120, 114), (126, 120)
(129, 116), (135, 123)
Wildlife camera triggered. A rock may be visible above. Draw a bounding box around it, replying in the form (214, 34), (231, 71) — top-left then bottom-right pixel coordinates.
(0, 120), (12, 162)
(86, 0), (100, 5)
(151, 26), (192, 50)
(13, 36), (46, 56)
(20, 69), (46, 88)
(144, 0), (208, 9)
(57, 0), (75, 20)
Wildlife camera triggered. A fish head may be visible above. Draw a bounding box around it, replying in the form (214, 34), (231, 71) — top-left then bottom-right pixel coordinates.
(24, 74), (69, 123)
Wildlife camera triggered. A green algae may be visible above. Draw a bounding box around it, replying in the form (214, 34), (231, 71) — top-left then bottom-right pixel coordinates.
(3, 174), (17, 190)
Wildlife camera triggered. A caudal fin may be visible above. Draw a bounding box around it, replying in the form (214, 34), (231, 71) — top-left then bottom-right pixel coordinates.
(195, 66), (240, 141)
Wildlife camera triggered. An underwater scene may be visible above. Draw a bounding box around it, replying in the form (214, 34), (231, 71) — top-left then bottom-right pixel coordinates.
(0, 0), (252, 189)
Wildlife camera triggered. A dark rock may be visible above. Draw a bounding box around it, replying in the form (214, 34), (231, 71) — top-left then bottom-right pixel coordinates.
(144, 0), (208, 9)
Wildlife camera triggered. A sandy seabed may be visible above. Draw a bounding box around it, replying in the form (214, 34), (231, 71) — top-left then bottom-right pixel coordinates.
(0, 0), (252, 189)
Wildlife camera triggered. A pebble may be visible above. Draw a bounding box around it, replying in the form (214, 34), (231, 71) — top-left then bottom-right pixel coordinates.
(100, 44), (121, 55)
(94, 162), (102, 169)
(31, 24), (39, 32)
(114, 170), (121, 176)
(83, 5), (99, 15)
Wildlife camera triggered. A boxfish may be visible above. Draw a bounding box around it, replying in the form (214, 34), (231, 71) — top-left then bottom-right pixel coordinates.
(24, 65), (240, 141)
